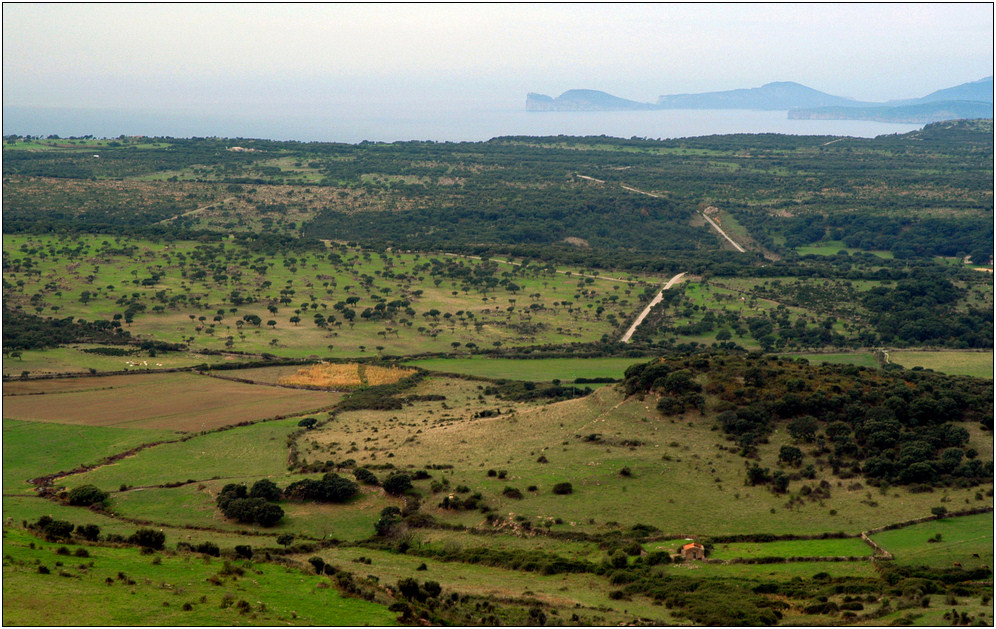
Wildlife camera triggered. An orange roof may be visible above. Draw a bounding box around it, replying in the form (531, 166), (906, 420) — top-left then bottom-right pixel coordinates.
(682, 542), (703, 550)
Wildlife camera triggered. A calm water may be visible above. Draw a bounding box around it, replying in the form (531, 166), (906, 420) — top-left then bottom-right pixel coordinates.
(3, 104), (922, 143)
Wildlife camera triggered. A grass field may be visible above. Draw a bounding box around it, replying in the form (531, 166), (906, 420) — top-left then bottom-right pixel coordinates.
(1, 345), (233, 377)
(2, 419), (177, 494)
(889, 350), (994, 379)
(870, 512), (994, 568)
(61, 416), (302, 491)
(403, 356), (650, 381)
(305, 376), (993, 538)
(2, 372), (341, 431)
(796, 240), (894, 259)
(1, 496), (286, 549)
(307, 544), (677, 626)
(1, 528), (398, 626)
(707, 537), (872, 560)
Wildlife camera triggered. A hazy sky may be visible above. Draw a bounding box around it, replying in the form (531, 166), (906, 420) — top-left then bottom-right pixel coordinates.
(3, 3), (993, 113)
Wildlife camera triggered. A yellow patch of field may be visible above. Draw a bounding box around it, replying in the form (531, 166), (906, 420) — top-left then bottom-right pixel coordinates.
(278, 362), (415, 389)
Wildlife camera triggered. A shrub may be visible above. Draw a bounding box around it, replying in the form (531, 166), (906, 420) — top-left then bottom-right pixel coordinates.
(38, 518), (74, 541)
(502, 487), (524, 500)
(234, 545), (253, 559)
(75, 524), (100, 541)
(129, 528), (165, 550)
(297, 417), (318, 429)
(552, 482), (573, 495)
(67, 484), (109, 507)
(382, 473), (413, 496)
(353, 467), (380, 485)
(248, 479), (282, 502)
(194, 542), (220, 557)
(285, 473), (358, 503)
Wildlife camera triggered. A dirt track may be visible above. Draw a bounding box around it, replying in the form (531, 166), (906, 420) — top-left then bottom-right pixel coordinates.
(620, 272), (687, 343)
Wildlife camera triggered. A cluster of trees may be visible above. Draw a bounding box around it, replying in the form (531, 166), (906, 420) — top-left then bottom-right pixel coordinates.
(284, 473), (359, 503)
(216, 481), (284, 527)
(2, 309), (131, 351)
(782, 214), (993, 262)
(623, 353), (993, 489)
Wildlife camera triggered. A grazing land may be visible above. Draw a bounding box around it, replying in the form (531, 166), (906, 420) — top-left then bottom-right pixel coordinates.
(3, 126), (992, 626)
(889, 350), (994, 379)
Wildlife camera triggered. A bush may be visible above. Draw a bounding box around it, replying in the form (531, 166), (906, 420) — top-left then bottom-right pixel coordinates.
(502, 487), (524, 500)
(297, 417), (318, 429)
(129, 528), (165, 550)
(234, 545), (253, 559)
(67, 484), (109, 507)
(353, 467), (380, 485)
(382, 473), (413, 496)
(285, 473), (358, 503)
(194, 542), (220, 557)
(75, 524), (100, 541)
(552, 482), (573, 495)
(38, 518), (74, 541)
(248, 479), (282, 502)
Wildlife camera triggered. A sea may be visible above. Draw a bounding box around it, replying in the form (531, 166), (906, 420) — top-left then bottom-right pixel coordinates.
(3, 104), (923, 143)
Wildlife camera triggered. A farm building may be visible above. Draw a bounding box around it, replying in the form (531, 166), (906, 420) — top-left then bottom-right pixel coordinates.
(681, 542), (705, 561)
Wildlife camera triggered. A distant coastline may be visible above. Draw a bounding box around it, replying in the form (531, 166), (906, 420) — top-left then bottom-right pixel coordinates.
(527, 77), (994, 124)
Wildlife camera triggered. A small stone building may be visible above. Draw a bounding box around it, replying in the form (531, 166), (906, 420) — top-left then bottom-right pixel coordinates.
(681, 542), (705, 561)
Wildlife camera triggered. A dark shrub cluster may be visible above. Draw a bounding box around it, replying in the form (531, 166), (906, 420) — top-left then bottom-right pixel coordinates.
(284, 473), (358, 503)
(216, 483), (284, 527)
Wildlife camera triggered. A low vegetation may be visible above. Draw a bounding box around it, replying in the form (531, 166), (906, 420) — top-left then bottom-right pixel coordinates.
(3, 127), (992, 625)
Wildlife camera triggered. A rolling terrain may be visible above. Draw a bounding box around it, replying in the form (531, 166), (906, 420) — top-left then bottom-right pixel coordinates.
(3, 126), (993, 625)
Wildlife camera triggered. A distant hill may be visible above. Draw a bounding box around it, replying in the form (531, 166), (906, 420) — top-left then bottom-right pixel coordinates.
(789, 100), (994, 123)
(655, 81), (871, 110)
(526, 90), (653, 112)
(890, 76), (994, 105)
(527, 77), (995, 122)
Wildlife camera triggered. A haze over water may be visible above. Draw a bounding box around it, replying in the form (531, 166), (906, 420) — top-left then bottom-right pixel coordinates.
(3, 105), (921, 143)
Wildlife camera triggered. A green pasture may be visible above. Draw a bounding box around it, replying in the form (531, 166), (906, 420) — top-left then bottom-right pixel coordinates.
(796, 240), (894, 259)
(403, 356), (649, 382)
(310, 544), (677, 625)
(2, 419), (177, 495)
(62, 417), (302, 491)
(109, 482), (389, 543)
(870, 512), (994, 568)
(663, 559), (877, 580)
(707, 537), (872, 560)
(1, 496), (283, 550)
(889, 351), (994, 379)
(1, 528), (397, 626)
(316, 379), (991, 539)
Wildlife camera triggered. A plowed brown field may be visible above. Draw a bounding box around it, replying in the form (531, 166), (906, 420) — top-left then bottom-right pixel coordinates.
(2, 372), (341, 431)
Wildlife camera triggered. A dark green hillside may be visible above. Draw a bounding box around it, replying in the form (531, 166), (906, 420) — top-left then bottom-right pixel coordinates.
(624, 353), (993, 490)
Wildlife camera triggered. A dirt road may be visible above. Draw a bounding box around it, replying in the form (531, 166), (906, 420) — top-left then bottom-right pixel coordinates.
(589, 179), (748, 253)
(156, 197), (235, 225)
(620, 272), (687, 343)
(699, 212), (746, 252)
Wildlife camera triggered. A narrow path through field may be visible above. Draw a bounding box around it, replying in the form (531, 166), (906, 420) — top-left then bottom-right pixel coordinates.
(441, 253), (636, 284)
(583, 178), (749, 253)
(620, 272), (687, 343)
(156, 196), (235, 224)
(699, 212), (746, 252)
